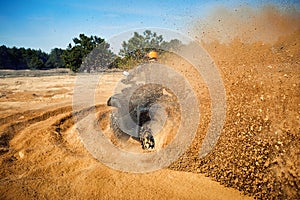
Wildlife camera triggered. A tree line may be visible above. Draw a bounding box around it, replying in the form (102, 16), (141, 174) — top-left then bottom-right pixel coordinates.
(0, 30), (183, 72)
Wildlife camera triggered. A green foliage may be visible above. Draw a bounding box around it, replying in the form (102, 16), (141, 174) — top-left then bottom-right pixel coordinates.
(112, 56), (139, 70)
(160, 39), (183, 51)
(81, 42), (115, 72)
(62, 46), (82, 72)
(28, 49), (48, 69)
(28, 56), (44, 69)
(0, 31), (183, 71)
(119, 30), (164, 59)
(62, 34), (114, 72)
(0, 45), (48, 70)
(45, 48), (65, 68)
(118, 30), (183, 69)
(0, 46), (15, 69)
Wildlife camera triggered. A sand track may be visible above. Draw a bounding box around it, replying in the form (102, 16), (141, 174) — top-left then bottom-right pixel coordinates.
(1, 11), (299, 198)
(0, 83), (250, 199)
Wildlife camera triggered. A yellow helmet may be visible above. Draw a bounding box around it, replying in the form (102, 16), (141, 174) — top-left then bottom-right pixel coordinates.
(147, 50), (158, 60)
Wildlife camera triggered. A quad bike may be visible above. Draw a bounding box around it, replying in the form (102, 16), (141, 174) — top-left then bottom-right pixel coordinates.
(107, 51), (161, 150)
(107, 79), (161, 150)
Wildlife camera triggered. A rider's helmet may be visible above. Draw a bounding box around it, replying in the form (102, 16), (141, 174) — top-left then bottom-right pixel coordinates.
(146, 50), (158, 61)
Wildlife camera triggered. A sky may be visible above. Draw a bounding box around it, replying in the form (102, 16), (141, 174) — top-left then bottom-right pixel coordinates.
(0, 0), (299, 53)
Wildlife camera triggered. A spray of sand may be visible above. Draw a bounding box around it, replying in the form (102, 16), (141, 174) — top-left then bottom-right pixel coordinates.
(191, 5), (300, 44)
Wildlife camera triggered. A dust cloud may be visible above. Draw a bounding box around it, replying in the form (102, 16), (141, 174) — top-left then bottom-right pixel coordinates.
(191, 4), (300, 44)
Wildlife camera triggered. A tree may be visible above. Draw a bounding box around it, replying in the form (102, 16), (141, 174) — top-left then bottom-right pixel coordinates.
(45, 48), (65, 68)
(9, 47), (27, 69)
(28, 56), (44, 69)
(119, 30), (164, 60)
(117, 30), (183, 69)
(0, 46), (49, 70)
(81, 42), (115, 72)
(27, 49), (48, 69)
(62, 34), (113, 72)
(0, 45), (12, 69)
(161, 39), (183, 51)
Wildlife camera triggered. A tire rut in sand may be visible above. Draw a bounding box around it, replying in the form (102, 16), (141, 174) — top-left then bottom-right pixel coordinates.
(0, 106), (72, 155)
(49, 104), (112, 156)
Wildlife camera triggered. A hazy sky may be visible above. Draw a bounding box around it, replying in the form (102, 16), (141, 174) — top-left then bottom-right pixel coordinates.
(0, 0), (298, 52)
